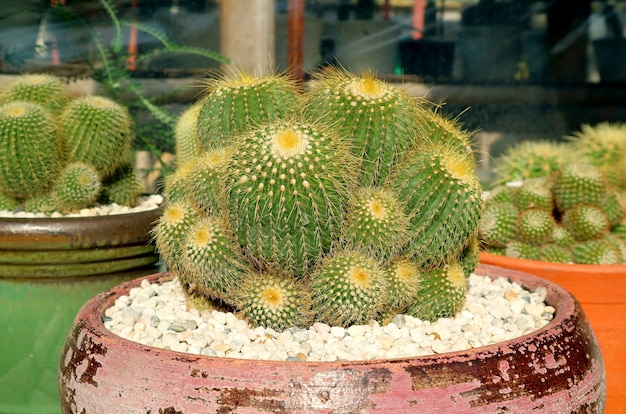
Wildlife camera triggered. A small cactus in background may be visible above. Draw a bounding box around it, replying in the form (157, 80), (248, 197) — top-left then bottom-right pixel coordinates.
(566, 122), (626, 191)
(0, 73), (145, 214)
(157, 70), (485, 330)
(481, 159), (626, 264)
(491, 140), (574, 186)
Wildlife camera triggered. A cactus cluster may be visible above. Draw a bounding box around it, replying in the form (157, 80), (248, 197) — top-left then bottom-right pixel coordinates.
(154, 69), (484, 330)
(0, 74), (143, 214)
(480, 162), (626, 265)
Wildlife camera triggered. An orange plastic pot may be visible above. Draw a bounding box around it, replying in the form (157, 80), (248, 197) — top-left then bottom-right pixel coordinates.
(58, 264), (606, 413)
(480, 251), (626, 414)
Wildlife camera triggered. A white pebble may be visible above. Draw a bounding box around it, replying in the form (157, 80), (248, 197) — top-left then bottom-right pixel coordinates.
(103, 274), (555, 362)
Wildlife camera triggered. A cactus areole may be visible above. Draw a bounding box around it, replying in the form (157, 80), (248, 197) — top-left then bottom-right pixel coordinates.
(155, 70), (484, 330)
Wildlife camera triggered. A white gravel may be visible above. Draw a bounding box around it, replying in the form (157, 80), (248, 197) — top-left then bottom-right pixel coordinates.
(0, 194), (163, 218)
(103, 273), (555, 361)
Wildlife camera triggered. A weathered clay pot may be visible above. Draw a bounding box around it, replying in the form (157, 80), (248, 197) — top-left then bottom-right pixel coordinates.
(58, 264), (606, 413)
(0, 208), (162, 414)
(480, 251), (626, 414)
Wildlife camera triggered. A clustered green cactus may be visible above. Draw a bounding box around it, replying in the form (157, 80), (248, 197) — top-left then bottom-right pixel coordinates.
(0, 74), (143, 214)
(153, 70), (483, 330)
(481, 161), (626, 265)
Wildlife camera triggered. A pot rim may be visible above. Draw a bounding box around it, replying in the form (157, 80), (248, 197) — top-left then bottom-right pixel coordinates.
(479, 251), (626, 276)
(73, 263), (585, 367)
(0, 206), (163, 250)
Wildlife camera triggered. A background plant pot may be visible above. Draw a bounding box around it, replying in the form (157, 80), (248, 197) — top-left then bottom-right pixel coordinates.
(479, 251), (626, 414)
(58, 264), (605, 413)
(0, 207), (162, 414)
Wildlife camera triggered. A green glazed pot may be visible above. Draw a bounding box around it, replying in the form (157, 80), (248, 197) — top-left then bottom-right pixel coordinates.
(0, 207), (162, 414)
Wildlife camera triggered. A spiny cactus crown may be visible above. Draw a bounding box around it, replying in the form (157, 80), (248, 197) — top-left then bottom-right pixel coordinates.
(0, 73), (143, 214)
(156, 69), (483, 330)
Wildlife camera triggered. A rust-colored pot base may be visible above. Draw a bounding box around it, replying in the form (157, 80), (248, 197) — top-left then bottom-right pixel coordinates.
(480, 251), (626, 414)
(58, 264), (606, 413)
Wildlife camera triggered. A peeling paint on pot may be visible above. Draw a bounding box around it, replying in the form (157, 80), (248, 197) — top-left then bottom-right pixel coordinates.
(57, 264), (606, 413)
(480, 251), (626, 413)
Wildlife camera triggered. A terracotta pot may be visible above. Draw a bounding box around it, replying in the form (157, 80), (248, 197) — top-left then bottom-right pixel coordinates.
(58, 264), (606, 413)
(0, 208), (162, 414)
(480, 251), (626, 414)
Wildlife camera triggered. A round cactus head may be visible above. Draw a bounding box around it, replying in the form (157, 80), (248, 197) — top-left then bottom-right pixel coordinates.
(310, 248), (388, 327)
(304, 69), (426, 185)
(391, 140), (483, 268)
(196, 71), (300, 151)
(225, 119), (355, 277)
(60, 95), (134, 176)
(53, 162), (102, 212)
(234, 269), (313, 330)
(0, 73), (70, 115)
(0, 101), (64, 200)
(343, 187), (409, 259)
(492, 140), (574, 185)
